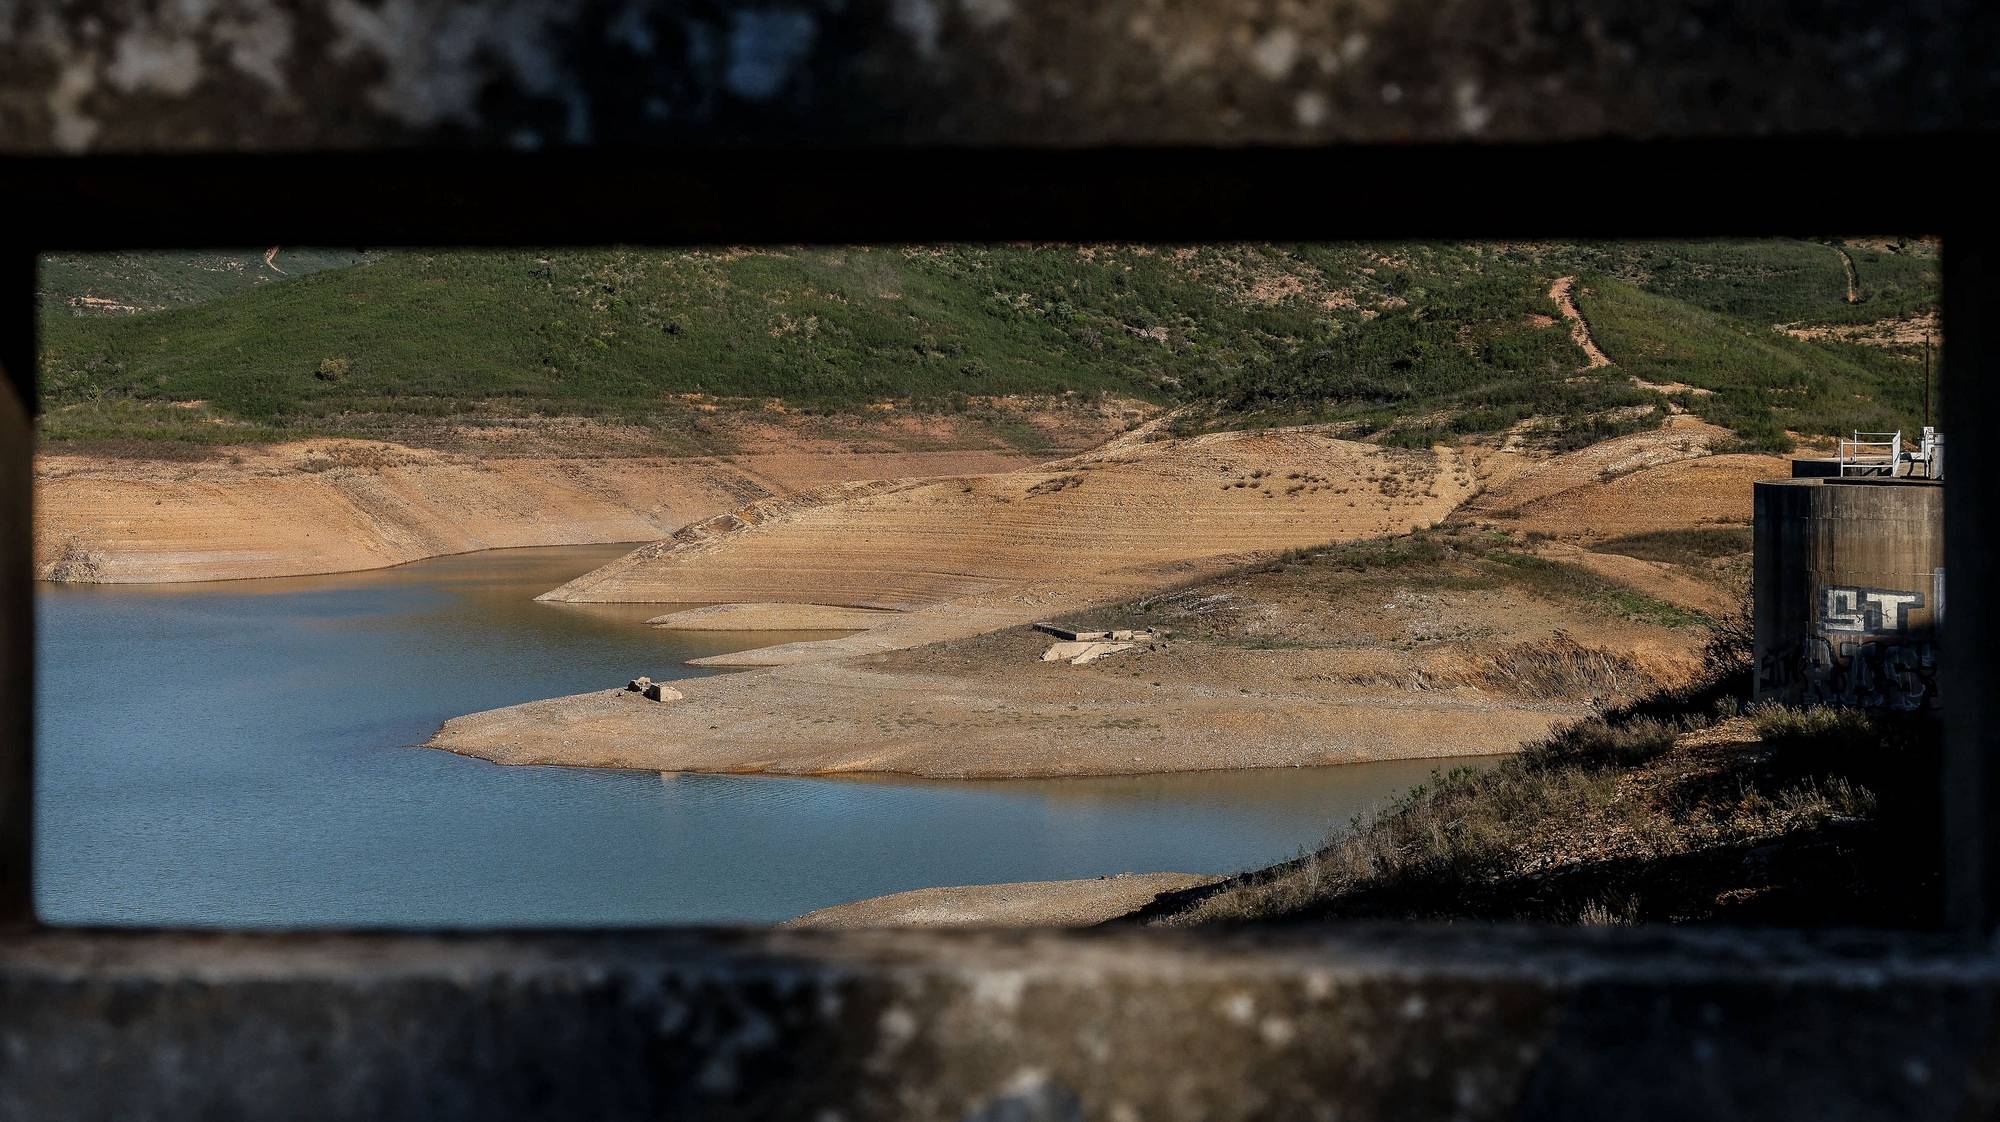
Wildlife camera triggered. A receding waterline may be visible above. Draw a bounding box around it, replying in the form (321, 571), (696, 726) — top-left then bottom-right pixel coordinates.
(35, 544), (1490, 927)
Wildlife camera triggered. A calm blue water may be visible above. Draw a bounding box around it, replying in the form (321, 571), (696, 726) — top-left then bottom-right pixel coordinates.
(35, 545), (1482, 927)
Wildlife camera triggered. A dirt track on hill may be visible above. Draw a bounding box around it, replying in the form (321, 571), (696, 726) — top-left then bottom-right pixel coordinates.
(1833, 242), (1861, 303)
(1549, 276), (1611, 369)
(1552, 275), (1717, 401)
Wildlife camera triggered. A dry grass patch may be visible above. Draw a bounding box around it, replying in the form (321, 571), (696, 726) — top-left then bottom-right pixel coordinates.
(1136, 687), (1940, 929)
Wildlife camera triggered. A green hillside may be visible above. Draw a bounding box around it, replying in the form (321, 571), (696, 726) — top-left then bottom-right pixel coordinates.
(36, 240), (1938, 453)
(1580, 276), (1930, 451)
(1180, 266), (1652, 451)
(1553, 238), (1938, 325)
(37, 250), (373, 316)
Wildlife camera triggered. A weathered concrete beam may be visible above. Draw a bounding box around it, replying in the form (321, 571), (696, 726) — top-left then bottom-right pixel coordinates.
(1943, 237), (2000, 930)
(2, 925), (1997, 1121)
(0, 254), (30, 931)
(1, 0), (1995, 154)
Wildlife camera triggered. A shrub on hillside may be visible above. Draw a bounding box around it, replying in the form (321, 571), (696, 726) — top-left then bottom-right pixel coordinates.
(1701, 586), (1756, 690)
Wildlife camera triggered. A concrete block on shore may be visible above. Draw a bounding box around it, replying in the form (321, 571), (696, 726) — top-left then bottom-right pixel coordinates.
(1069, 642), (1137, 665)
(1037, 623), (1164, 644)
(1033, 622), (1109, 642)
(643, 683), (682, 702)
(1041, 640), (1138, 665)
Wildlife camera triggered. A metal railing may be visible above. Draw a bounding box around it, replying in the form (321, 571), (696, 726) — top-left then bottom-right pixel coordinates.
(1840, 431), (1903, 476)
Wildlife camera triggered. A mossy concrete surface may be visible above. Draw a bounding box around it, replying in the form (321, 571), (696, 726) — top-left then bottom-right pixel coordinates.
(2, 925), (1997, 1121)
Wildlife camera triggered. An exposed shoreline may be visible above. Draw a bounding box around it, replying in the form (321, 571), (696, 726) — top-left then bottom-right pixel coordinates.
(426, 679), (1561, 781)
(781, 873), (1219, 929)
(34, 438), (1058, 585)
(426, 420), (1745, 782)
(32, 538), (661, 590)
(646, 602), (900, 632)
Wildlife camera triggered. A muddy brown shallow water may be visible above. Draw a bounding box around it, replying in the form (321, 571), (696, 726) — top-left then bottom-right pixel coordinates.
(35, 545), (1495, 927)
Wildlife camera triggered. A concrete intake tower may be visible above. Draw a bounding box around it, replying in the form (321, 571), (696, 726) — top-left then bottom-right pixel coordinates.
(1753, 476), (1943, 710)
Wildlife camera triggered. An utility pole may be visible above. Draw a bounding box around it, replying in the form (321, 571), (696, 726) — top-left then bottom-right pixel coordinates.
(1924, 333), (1934, 429)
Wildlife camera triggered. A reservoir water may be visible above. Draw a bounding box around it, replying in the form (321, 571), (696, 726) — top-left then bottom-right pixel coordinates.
(35, 545), (1491, 927)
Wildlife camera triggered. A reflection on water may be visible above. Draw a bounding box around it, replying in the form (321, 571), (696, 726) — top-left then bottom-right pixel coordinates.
(36, 544), (1497, 927)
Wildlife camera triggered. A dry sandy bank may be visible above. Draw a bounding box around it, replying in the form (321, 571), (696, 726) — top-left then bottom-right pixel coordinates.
(427, 661), (1570, 779)
(645, 603), (899, 631)
(1454, 416), (1786, 541)
(34, 439), (1043, 584)
(537, 427), (1488, 609)
(780, 873), (1217, 929)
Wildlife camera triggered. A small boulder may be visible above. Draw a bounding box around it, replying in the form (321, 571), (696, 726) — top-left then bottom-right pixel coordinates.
(626, 676), (654, 692)
(643, 682), (682, 702)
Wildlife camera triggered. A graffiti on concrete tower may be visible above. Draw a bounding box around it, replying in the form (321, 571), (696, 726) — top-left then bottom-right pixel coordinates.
(1819, 586), (1923, 633)
(1757, 583), (1939, 710)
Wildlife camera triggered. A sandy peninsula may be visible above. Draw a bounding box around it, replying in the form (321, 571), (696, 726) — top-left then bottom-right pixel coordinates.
(428, 420), (1759, 780)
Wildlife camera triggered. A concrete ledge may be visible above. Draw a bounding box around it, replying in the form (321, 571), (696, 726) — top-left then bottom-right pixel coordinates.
(2, 925), (1997, 1120)
(2, 1), (1996, 154)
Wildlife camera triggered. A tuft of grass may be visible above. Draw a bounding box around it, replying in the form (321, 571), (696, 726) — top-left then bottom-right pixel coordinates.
(1748, 702), (1882, 747)
(1466, 635), (1669, 702)
(1518, 713), (1682, 770)
(1576, 897), (1641, 926)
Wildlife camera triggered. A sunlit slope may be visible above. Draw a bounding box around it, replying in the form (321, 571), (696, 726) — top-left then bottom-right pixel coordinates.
(39, 240), (1936, 450)
(34, 435), (1051, 584)
(540, 427), (1484, 608)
